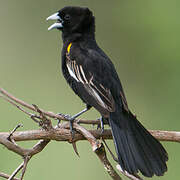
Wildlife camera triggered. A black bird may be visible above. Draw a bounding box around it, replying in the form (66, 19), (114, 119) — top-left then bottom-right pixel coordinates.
(47, 6), (168, 177)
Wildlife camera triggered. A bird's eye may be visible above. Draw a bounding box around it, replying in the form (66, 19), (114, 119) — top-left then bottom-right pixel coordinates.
(64, 14), (71, 20)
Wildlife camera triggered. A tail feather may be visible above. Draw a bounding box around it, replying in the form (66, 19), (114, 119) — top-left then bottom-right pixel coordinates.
(131, 116), (168, 175)
(109, 109), (168, 177)
(130, 117), (167, 176)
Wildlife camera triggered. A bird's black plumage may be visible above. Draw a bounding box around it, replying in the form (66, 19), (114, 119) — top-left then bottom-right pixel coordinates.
(47, 6), (168, 177)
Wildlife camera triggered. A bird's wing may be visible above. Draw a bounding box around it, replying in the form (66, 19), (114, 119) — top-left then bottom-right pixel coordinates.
(66, 46), (129, 113)
(66, 52), (115, 112)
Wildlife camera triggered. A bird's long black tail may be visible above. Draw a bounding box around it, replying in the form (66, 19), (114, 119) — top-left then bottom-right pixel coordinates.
(109, 108), (168, 177)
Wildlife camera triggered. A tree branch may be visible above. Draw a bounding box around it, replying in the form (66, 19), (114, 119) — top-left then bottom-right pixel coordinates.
(0, 87), (179, 180)
(0, 128), (180, 143)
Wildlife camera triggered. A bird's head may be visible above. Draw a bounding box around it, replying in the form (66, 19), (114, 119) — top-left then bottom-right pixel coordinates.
(47, 6), (95, 35)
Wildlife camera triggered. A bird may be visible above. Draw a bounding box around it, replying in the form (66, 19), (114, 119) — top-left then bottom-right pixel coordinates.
(46, 6), (168, 177)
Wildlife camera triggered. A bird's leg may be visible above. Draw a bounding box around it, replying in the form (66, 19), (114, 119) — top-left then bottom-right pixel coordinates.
(56, 105), (91, 127)
(71, 105), (91, 119)
(66, 105), (91, 137)
(97, 117), (108, 134)
(99, 117), (104, 133)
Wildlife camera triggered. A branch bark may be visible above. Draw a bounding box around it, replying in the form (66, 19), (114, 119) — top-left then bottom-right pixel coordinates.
(0, 128), (180, 143)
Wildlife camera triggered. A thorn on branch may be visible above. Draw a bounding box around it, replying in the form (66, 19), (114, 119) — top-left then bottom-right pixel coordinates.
(72, 142), (80, 157)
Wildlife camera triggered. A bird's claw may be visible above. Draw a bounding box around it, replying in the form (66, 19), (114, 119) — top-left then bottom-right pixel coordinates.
(57, 113), (73, 127)
(57, 113), (72, 120)
(57, 119), (61, 128)
(57, 113), (64, 127)
(64, 114), (72, 120)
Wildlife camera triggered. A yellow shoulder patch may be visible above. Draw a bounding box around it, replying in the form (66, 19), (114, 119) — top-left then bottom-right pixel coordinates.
(67, 42), (72, 54)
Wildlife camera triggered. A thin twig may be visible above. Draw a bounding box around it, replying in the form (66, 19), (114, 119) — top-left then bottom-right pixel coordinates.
(20, 157), (30, 180)
(0, 138), (50, 180)
(102, 139), (118, 162)
(8, 124), (23, 141)
(0, 94), (35, 118)
(8, 162), (24, 180)
(0, 88), (99, 125)
(0, 172), (19, 180)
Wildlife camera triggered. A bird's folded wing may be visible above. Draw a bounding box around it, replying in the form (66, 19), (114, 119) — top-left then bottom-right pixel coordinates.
(66, 57), (115, 112)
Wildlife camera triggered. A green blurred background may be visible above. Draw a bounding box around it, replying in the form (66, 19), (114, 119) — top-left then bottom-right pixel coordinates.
(0, 0), (180, 179)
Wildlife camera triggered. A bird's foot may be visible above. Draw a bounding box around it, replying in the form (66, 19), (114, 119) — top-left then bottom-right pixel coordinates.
(56, 113), (73, 128)
(61, 113), (75, 139)
(56, 113), (66, 127)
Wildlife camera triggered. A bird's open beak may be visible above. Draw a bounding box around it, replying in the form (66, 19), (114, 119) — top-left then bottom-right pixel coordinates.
(46, 12), (63, 31)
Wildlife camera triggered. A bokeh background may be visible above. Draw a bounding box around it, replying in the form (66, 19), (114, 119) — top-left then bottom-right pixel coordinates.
(0, 0), (180, 179)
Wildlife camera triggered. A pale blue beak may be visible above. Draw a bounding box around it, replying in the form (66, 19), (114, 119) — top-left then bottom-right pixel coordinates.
(46, 12), (63, 30)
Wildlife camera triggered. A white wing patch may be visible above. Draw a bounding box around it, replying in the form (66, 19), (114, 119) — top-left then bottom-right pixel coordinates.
(66, 63), (80, 82)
